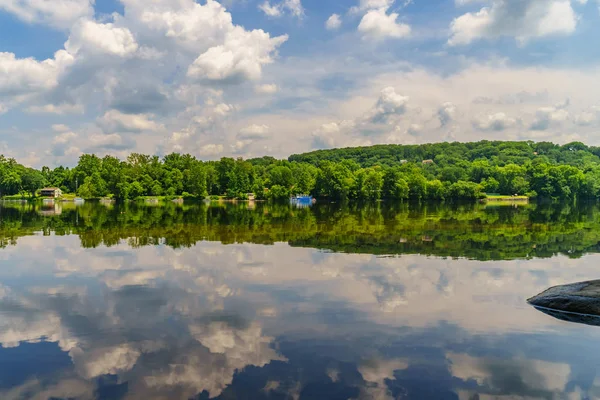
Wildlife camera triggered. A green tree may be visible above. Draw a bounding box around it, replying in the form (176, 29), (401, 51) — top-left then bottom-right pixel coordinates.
(21, 168), (45, 197)
(426, 179), (445, 200)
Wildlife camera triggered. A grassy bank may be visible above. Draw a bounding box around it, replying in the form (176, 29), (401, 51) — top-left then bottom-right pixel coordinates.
(485, 195), (529, 203)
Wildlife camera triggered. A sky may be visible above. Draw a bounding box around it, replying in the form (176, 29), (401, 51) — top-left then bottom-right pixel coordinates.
(1, 0), (600, 167)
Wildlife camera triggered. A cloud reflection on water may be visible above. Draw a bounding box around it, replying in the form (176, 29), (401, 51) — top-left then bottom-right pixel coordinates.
(0, 235), (600, 398)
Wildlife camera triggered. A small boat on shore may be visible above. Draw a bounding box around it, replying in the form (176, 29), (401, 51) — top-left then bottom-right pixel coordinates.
(290, 195), (315, 208)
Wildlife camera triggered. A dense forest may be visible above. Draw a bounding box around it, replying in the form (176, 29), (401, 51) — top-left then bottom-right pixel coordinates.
(1, 140), (600, 201)
(1, 201), (599, 261)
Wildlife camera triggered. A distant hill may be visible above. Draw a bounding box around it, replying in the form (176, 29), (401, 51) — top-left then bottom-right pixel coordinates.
(289, 140), (600, 168)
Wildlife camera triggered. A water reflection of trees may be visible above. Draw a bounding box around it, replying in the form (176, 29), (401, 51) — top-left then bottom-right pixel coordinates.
(1, 201), (600, 260)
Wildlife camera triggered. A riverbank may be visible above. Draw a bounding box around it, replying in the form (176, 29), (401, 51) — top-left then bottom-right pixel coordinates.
(485, 195), (529, 202)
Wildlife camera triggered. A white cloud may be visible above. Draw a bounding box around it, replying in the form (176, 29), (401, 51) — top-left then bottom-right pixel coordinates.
(0, 0), (285, 162)
(71, 345), (141, 379)
(88, 133), (127, 149)
(449, 0), (581, 46)
(0, 0), (93, 29)
(52, 124), (70, 132)
(238, 124), (270, 140)
(98, 110), (163, 133)
(233, 124), (270, 153)
(357, 358), (408, 400)
(574, 106), (600, 126)
(407, 123), (422, 136)
(473, 112), (518, 131)
(259, 0), (304, 18)
(3, 0), (600, 164)
(198, 143), (225, 156)
(369, 86), (410, 123)
(259, 1), (282, 17)
(187, 30), (288, 82)
(325, 14), (342, 30)
(447, 352), (571, 396)
(123, 0), (236, 50)
(312, 120), (356, 149)
(350, 0), (395, 14)
(284, 0), (304, 18)
(530, 104), (570, 130)
(358, 8), (411, 40)
(359, 359), (408, 384)
(0, 51), (72, 96)
(438, 102), (457, 126)
(65, 20), (139, 57)
(26, 102), (83, 115)
(211, 103), (235, 117)
(52, 131), (77, 145)
(51, 131), (79, 157)
(255, 83), (279, 94)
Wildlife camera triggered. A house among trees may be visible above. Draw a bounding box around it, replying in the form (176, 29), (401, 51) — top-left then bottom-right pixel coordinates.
(40, 187), (62, 198)
(422, 159), (434, 165)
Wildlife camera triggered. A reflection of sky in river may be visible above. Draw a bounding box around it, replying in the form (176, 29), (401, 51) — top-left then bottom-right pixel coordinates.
(1, 234), (600, 399)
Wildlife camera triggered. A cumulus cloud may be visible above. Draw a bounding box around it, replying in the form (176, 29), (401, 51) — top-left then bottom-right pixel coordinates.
(449, 0), (581, 46)
(86, 133), (133, 151)
(325, 14), (342, 30)
(233, 124), (271, 153)
(26, 102), (83, 115)
(199, 143), (225, 156)
(53, 131), (77, 144)
(357, 358), (408, 400)
(164, 97), (236, 155)
(259, 0), (305, 18)
(238, 124), (270, 140)
(212, 102), (236, 117)
(187, 30), (288, 82)
(255, 83), (279, 94)
(407, 123), (422, 136)
(71, 345), (141, 379)
(448, 352), (571, 397)
(369, 86), (410, 123)
(473, 112), (518, 131)
(0, 0), (93, 29)
(0, 51), (72, 96)
(574, 106), (600, 126)
(259, 1), (283, 17)
(530, 100), (570, 130)
(50, 131), (78, 156)
(438, 102), (457, 126)
(358, 7), (411, 40)
(312, 120), (355, 149)
(310, 86), (412, 150)
(350, 0), (395, 14)
(65, 20), (139, 57)
(3, 0), (600, 164)
(52, 124), (70, 132)
(0, 0), (291, 164)
(98, 110), (163, 133)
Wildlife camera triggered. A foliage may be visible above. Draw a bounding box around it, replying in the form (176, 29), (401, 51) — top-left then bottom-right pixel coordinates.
(3, 140), (600, 201)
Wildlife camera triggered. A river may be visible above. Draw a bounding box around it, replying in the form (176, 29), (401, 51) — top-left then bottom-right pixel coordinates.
(0, 200), (599, 399)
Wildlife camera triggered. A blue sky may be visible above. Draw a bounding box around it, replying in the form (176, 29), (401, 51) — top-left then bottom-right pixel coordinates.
(0, 0), (600, 167)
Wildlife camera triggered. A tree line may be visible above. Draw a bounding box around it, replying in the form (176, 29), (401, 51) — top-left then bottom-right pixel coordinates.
(1, 140), (600, 201)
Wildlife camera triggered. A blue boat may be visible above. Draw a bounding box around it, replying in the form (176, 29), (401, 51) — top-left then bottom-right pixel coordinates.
(290, 195), (315, 207)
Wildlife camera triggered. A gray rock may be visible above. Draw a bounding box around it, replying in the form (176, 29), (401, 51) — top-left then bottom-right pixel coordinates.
(528, 280), (600, 317)
(533, 306), (600, 327)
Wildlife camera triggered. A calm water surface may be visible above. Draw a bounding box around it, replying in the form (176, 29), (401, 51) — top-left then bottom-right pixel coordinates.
(1, 201), (600, 399)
